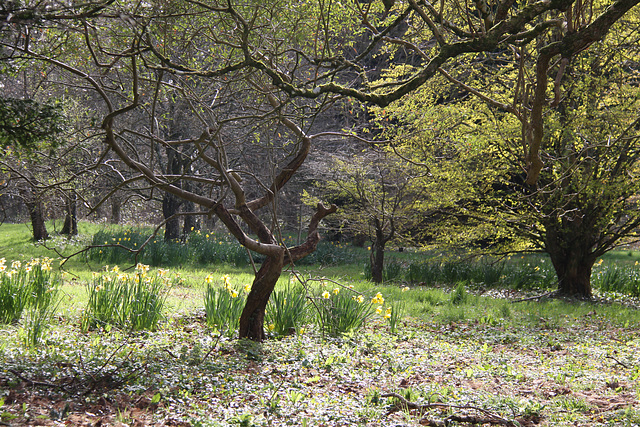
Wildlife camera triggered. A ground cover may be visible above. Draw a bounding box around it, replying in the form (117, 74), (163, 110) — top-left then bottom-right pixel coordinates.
(1, 223), (640, 426)
(1, 276), (639, 426)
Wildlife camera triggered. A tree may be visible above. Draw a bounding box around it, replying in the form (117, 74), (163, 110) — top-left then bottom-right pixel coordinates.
(372, 3), (640, 298)
(311, 152), (425, 282)
(3, 0), (344, 340)
(5, 0), (638, 336)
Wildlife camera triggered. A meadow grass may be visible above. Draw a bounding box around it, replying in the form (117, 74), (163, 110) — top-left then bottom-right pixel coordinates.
(2, 220), (640, 332)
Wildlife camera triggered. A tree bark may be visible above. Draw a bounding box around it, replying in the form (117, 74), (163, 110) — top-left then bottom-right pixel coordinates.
(162, 192), (181, 241)
(163, 147), (183, 241)
(22, 189), (48, 241)
(183, 200), (197, 237)
(370, 223), (386, 283)
(545, 226), (596, 299)
(370, 217), (393, 283)
(61, 190), (78, 235)
(110, 196), (121, 224)
(238, 250), (285, 341)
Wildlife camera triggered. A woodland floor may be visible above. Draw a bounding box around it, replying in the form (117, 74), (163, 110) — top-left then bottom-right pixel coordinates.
(1, 300), (639, 427)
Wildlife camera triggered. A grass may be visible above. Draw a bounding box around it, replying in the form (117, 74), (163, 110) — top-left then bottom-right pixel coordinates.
(1, 222), (640, 425)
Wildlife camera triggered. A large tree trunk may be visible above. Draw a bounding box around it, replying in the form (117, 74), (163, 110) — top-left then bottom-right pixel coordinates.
(61, 191), (78, 235)
(163, 147), (183, 241)
(238, 251), (285, 341)
(23, 190), (48, 241)
(550, 255), (595, 298)
(546, 226), (596, 299)
(162, 193), (181, 241)
(183, 200), (197, 237)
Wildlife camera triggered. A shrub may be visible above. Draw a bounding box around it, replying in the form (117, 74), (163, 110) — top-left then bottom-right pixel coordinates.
(450, 282), (468, 306)
(406, 261), (441, 285)
(90, 228), (252, 267)
(297, 241), (361, 266)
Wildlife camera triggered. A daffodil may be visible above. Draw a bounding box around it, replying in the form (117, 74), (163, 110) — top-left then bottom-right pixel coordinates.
(243, 284), (251, 293)
(352, 294), (365, 303)
(322, 290), (331, 299)
(376, 306), (383, 314)
(332, 288), (340, 295)
(371, 292), (384, 305)
(221, 274), (231, 289)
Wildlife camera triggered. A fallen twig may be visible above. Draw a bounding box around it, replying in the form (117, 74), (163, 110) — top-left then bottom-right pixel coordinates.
(510, 291), (557, 303)
(381, 392), (518, 426)
(7, 369), (65, 390)
(606, 355), (631, 369)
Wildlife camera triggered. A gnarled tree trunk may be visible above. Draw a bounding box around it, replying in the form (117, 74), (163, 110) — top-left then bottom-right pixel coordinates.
(545, 224), (596, 299)
(238, 251), (285, 341)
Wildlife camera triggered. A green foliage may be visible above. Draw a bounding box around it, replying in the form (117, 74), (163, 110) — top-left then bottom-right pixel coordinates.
(363, 259), (405, 282)
(203, 276), (246, 336)
(90, 228), (361, 268)
(265, 284), (308, 336)
(592, 263), (640, 297)
(0, 98), (65, 153)
(90, 229), (250, 267)
(315, 287), (377, 337)
(81, 264), (170, 331)
(449, 282), (468, 306)
(0, 258), (58, 325)
(384, 300), (403, 334)
(295, 240), (361, 266)
(20, 302), (60, 347)
(404, 256), (557, 290)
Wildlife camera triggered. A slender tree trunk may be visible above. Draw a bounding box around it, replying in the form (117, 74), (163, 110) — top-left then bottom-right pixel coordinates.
(370, 219), (386, 283)
(61, 191), (78, 235)
(370, 241), (385, 283)
(183, 200), (196, 237)
(238, 251), (285, 341)
(163, 147), (183, 241)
